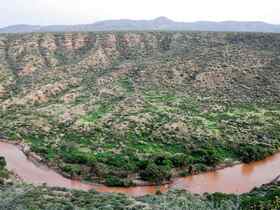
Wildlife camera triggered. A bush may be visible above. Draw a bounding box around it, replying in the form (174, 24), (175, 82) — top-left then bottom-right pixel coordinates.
(171, 153), (189, 167)
(206, 192), (235, 203)
(136, 159), (149, 170)
(62, 164), (82, 177)
(240, 188), (280, 210)
(0, 157), (8, 179)
(97, 152), (137, 172)
(105, 176), (133, 187)
(237, 144), (273, 163)
(140, 162), (171, 184)
(60, 147), (92, 165)
(0, 157), (6, 168)
(191, 147), (222, 166)
(154, 155), (173, 167)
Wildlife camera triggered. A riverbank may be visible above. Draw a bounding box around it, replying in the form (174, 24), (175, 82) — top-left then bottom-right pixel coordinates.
(0, 180), (279, 210)
(0, 138), (240, 187)
(0, 137), (244, 189)
(1, 140), (280, 196)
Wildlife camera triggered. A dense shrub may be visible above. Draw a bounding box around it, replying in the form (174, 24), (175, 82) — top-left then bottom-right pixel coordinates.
(0, 157), (8, 180)
(62, 151), (90, 164)
(0, 157), (6, 168)
(170, 153), (189, 167)
(240, 187), (280, 210)
(105, 176), (133, 187)
(191, 147), (222, 166)
(237, 144), (273, 163)
(140, 162), (171, 184)
(61, 164), (82, 177)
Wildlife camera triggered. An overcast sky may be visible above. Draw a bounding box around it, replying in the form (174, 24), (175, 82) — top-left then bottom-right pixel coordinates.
(0, 0), (280, 27)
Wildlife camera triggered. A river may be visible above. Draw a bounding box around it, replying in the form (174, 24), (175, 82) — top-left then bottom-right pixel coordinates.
(0, 141), (280, 197)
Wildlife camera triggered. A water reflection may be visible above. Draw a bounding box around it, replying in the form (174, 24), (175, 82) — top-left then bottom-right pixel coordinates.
(241, 163), (255, 176)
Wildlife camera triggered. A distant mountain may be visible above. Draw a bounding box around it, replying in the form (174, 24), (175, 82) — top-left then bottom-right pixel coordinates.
(1, 17), (280, 33)
(0, 24), (42, 33)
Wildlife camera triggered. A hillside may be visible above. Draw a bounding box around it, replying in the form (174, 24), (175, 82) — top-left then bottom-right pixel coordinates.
(0, 32), (280, 186)
(1, 17), (280, 33)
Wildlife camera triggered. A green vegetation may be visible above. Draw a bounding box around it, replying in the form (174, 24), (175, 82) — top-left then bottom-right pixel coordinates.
(140, 160), (172, 183)
(0, 157), (9, 182)
(81, 104), (113, 124)
(7, 94), (280, 185)
(0, 181), (279, 210)
(118, 76), (134, 93)
(0, 32), (280, 187)
(240, 185), (280, 210)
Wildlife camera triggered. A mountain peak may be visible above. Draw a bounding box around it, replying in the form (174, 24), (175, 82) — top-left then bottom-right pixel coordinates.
(153, 16), (174, 23)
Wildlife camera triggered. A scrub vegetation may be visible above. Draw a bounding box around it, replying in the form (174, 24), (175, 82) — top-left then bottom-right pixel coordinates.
(1, 32), (280, 185)
(0, 180), (279, 210)
(0, 31), (280, 209)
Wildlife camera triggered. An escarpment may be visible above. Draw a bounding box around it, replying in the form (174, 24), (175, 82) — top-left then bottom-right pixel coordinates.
(1, 32), (279, 102)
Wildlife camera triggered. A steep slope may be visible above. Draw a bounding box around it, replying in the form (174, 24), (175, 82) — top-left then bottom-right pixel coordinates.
(0, 32), (280, 186)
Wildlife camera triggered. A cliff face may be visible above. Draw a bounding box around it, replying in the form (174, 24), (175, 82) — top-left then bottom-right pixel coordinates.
(1, 32), (280, 184)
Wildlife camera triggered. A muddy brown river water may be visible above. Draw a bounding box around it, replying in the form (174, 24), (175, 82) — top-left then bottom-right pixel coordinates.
(0, 141), (280, 197)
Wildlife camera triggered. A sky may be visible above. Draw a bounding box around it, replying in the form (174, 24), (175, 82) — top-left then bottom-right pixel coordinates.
(0, 0), (280, 27)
